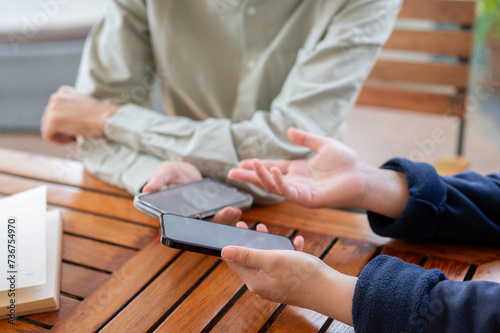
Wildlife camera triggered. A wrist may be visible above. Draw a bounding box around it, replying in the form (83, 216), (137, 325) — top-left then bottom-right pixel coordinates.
(97, 103), (121, 135)
(361, 167), (409, 219)
(319, 270), (356, 326)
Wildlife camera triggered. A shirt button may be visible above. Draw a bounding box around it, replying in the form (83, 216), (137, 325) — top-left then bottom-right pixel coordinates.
(246, 6), (256, 17)
(246, 59), (256, 70)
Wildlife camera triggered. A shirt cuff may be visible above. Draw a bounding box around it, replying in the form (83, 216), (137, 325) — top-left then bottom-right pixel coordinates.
(104, 103), (168, 151)
(79, 137), (163, 195)
(367, 158), (447, 241)
(352, 255), (447, 333)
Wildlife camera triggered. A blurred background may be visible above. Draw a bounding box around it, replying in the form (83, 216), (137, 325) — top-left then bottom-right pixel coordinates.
(0, 0), (499, 174)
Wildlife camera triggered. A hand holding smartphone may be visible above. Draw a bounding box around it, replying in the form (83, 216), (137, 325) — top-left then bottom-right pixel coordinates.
(134, 178), (253, 218)
(160, 214), (295, 256)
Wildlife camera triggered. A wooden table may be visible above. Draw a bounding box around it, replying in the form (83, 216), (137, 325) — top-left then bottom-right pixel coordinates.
(1, 147), (499, 332)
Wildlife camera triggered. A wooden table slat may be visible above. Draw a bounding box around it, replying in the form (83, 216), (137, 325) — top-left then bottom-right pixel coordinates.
(62, 234), (137, 272)
(0, 319), (49, 332)
(24, 296), (81, 327)
(380, 247), (424, 265)
(59, 209), (157, 249)
(268, 306), (328, 333)
(61, 263), (110, 298)
(52, 241), (179, 332)
(472, 260), (500, 283)
(101, 252), (219, 333)
(422, 257), (470, 281)
(0, 147), (131, 196)
(0, 173), (157, 226)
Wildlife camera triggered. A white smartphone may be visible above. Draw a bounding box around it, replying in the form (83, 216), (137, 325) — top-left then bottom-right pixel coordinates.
(160, 214), (295, 256)
(134, 178), (253, 218)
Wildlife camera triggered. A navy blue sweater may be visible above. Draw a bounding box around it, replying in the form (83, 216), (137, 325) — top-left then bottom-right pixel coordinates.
(352, 158), (500, 332)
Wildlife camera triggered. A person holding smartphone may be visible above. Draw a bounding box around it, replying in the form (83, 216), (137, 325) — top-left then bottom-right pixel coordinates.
(222, 127), (500, 332)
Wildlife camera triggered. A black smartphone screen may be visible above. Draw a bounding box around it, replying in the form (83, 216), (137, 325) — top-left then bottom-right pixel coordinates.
(160, 214), (295, 256)
(138, 178), (252, 217)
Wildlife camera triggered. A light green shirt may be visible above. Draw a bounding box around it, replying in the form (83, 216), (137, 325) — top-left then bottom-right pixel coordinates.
(76, 0), (400, 203)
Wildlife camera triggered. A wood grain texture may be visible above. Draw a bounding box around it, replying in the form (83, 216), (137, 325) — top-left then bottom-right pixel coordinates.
(211, 292), (280, 333)
(369, 60), (469, 88)
(322, 238), (377, 276)
(380, 247), (423, 265)
(243, 203), (388, 245)
(268, 307), (328, 333)
(472, 260), (500, 283)
(59, 208), (157, 249)
(153, 262), (242, 332)
(0, 147), (130, 196)
(101, 252), (219, 333)
(423, 257), (470, 281)
(24, 296), (80, 327)
(52, 240), (179, 333)
(384, 30), (473, 58)
(398, 0), (475, 25)
(62, 234), (136, 272)
(433, 156), (470, 176)
(0, 320), (49, 332)
(357, 85), (465, 117)
(61, 263), (110, 298)
(0, 173), (157, 226)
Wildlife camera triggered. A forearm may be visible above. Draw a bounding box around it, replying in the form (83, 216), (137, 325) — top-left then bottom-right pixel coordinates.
(366, 158), (500, 244)
(318, 272), (357, 327)
(359, 164), (409, 219)
(78, 137), (163, 194)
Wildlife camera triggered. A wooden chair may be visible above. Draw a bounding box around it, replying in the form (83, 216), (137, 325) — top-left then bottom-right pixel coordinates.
(357, 0), (475, 175)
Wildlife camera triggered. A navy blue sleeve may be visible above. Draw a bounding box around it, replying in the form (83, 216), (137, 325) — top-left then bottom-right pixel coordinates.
(352, 255), (500, 333)
(367, 158), (500, 245)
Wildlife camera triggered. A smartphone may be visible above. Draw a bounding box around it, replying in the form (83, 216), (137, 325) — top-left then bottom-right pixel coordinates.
(134, 178), (253, 218)
(160, 214), (295, 256)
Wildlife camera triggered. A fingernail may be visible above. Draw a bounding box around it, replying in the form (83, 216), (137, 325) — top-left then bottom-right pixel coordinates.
(226, 209), (238, 221)
(223, 247), (236, 262)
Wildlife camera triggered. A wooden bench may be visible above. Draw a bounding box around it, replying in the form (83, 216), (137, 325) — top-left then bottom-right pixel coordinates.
(357, 0), (475, 175)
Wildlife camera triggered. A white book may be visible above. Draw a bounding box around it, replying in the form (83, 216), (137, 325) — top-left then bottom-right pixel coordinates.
(0, 209), (62, 320)
(0, 186), (47, 291)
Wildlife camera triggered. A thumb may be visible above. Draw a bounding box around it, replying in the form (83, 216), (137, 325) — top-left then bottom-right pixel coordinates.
(222, 246), (271, 271)
(287, 127), (328, 153)
(142, 175), (165, 193)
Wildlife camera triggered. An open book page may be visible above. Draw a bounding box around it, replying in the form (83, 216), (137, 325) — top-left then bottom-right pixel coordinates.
(0, 186), (47, 291)
(0, 209), (62, 316)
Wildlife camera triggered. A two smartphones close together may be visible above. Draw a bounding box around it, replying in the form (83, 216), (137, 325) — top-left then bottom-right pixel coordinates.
(134, 178), (295, 256)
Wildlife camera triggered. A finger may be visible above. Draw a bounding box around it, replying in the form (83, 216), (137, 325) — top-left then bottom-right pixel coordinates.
(270, 167), (291, 198)
(224, 261), (257, 282)
(236, 221), (249, 229)
(212, 207), (242, 225)
(221, 246), (273, 271)
(228, 168), (263, 188)
(293, 235), (304, 252)
(142, 174), (165, 193)
(253, 159), (280, 194)
(238, 159), (256, 170)
(239, 159), (290, 173)
(287, 127), (328, 153)
(53, 133), (76, 144)
(255, 223), (268, 233)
